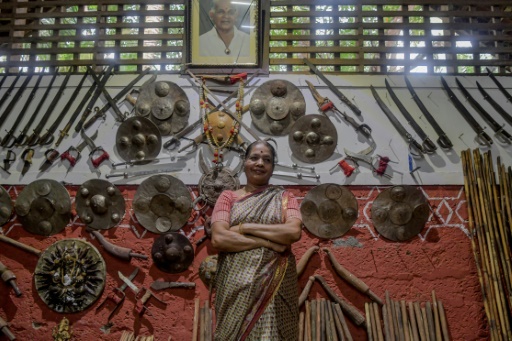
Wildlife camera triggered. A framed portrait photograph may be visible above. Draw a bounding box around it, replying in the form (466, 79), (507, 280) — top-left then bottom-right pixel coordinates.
(188, 0), (260, 67)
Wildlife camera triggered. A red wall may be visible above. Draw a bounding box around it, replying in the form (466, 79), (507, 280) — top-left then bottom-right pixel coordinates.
(0, 185), (486, 340)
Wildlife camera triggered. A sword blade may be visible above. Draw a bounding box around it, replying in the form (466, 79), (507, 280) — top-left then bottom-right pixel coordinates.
(118, 268), (140, 292)
(476, 81), (512, 127)
(118, 270), (140, 293)
(486, 67), (512, 102)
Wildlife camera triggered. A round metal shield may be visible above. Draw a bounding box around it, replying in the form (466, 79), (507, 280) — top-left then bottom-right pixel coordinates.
(116, 116), (162, 164)
(14, 179), (71, 236)
(133, 174), (192, 234)
(301, 184), (358, 239)
(34, 239), (106, 313)
(134, 79), (190, 135)
(204, 111), (239, 149)
(371, 186), (429, 242)
(0, 186), (12, 226)
(198, 167), (240, 206)
(76, 179), (125, 230)
(289, 114), (337, 164)
(250, 79), (306, 136)
(151, 232), (194, 273)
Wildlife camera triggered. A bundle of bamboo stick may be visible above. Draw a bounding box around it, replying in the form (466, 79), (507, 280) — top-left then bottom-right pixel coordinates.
(192, 298), (213, 341)
(119, 331), (155, 341)
(365, 290), (449, 341)
(461, 149), (512, 340)
(300, 298), (353, 341)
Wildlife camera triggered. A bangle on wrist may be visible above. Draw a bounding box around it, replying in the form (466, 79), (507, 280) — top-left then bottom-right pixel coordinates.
(239, 222), (244, 235)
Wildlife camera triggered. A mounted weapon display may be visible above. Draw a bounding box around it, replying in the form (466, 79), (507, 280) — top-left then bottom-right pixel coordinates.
(303, 58), (362, 116)
(370, 85), (424, 155)
(475, 81), (512, 127)
(0, 73), (22, 113)
(404, 76), (453, 149)
(486, 67), (512, 102)
(1, 75), (42, 148)
(384, 79), (437, 153)
(14, 73), (58, 146)
(25, 69), (72, 146)
(455, 78), (512, 142)
(37, 70), (90, 146)
(0, 73), (33, 134)
(440, 77), (493, 146)
(74, 65), (114, 132)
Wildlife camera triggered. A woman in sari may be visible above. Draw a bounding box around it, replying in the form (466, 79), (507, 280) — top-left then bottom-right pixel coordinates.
(211, 140), (302, 341)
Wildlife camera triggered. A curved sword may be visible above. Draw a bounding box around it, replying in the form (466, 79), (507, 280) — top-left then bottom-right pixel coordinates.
(440, 77), (492, 146)
(455, 78), (511, 142)
(370, 85), (424, 155)
(476, 81), (512, 127)
(385, 79), (436, 153)
(486, 67), (512, 102)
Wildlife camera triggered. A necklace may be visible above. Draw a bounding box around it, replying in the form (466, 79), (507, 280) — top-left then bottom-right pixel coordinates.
(200, 77), (244, 165)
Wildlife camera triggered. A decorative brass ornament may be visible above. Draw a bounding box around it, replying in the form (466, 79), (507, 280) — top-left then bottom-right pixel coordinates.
(133, 174), (192, 234)
(34, 239), (106, 313)
(199, 254), (218, 288)
(134, 78), (190, 136)
(151, 233), (194, 273)
(0, 186), (12, 226)
(371, 185), (429, 242)
(249, 79), (306, 136)
(116, 116), (162, 164)
(301, 184), (358, 239)
(52, 317), (72, 341)
(76, 179), (125, 230)
(289, 114), (337, 164)
(14, 179), (71, 236)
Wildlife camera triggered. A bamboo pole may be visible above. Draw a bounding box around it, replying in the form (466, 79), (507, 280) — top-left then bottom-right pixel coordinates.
(311, 300), (317, 341)
(199, 305), (205, 341)
(385, 292), (395, 341)
(331, 302), (346, 341)
(382, 304), (390, 341)
(306, 300), (312, 341)
(365, 303), (374, 341)
(299, 311), (305, 341)
(407, 302), (420, 341)
(373, 302), (384, 341)
(192, 298), (200, 341)
(413, 302), (426, 341)
(299, 276), (316, 307)
(438, 301), (450, 341)
(334, 304), (353, 341)
(316, 299), (321, 341)
(424, 302), (435, 341)
(394, 300), (405, 341)
(327, 300), (338, 341)
(400, 301), (410, 341)
(420, 306), (431, 341)
(320, 298), (326, 341)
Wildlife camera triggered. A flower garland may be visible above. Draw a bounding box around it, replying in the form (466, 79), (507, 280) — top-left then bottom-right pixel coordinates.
(200, 77), (244, 165)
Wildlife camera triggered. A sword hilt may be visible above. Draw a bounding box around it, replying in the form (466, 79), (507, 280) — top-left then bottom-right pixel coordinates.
(60, 147), (80, 167)
(477, 130), (493, 146)
(1, 131), (15, 148)
(436, 134), (453, 149)
(105, 172), (128, 179)
(90, 148), (110, 168)
(421, 138), (437, 154)
(38, 131), (54, 146)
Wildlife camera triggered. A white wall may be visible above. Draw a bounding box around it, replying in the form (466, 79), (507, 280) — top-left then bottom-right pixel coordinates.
(1, 72), (511, 186)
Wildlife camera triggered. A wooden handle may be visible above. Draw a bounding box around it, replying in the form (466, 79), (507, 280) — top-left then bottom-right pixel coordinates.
(296, 246), (319, 277)
(0, 234), (42, 256)
(314, 275), (366, 327)
(299, 276), (315, 307)
(192, 298), (200, 341)
(323, 247), (383, 305)
(334, 303), (353, 341)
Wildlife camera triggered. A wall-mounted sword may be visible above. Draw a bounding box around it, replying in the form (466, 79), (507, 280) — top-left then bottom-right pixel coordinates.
(0, 72), (33, 135)
(404, 76), (452, 149)
(475, 81), (512, 128)
(370, 85), (424, 156)
(486, 67), (512, 103)
(440, 76), (493, 146)
(384, 79), (437, 153)
(455, 78), (512, 143)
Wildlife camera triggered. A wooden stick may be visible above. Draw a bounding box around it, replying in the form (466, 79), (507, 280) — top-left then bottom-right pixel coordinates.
(420, 306), (430, 341)
(385, 292), (395, 341)
(299, 276), (316, 307)
(365, 303), (374, 341)
(192, 298), (200, 341)
(382, 304), (390, 341)
(438, 301), (450, 341)
(373, 302), (384, 341)
(331, 302), (346, 341)
(430, 293), (442, 341)
(311, 300), (317, 341)
(413, 302), (426, 341)
(297, 246), (319, 277)
(394, 300), (405, 341)
(424, 302), (436, 341)
(199, 305), (205, 341)
(305, 300), (312, 341)
(316, 299), (321, 341)
(314, 275), (366, 327)
(327, 300), (338, 341)
(320, 298), (326, 341)
(334, 303), (353, 341)
(408, 302), (420, 341)
(323, 247), (383, 305)
(400, 301), (410, 341)
(0, 234), (42, 256)
(299, 311), (305, 341)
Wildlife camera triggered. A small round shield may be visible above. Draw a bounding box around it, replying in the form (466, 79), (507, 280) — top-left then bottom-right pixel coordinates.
(152, 232), (194, 273)
(198, 167), (240, 206)
(34, 239), (106, 313)
(250, 79), (306, 136)
(289, 114), (337, 164)
(0, 186), (12, 226)
(133, 174), (192, 234)
(371, 185), (429, 241)
(76, 179), (125, 230)
(14, 179), (71, 236)
(301, 184), (358, 239)
(116, 116), (162, 164)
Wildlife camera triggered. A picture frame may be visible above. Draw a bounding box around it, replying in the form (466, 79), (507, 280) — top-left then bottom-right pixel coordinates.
(186, 0), (263, 70)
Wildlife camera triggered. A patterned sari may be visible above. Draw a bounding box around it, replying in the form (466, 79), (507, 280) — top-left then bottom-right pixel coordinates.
(213, 186), (299, 341)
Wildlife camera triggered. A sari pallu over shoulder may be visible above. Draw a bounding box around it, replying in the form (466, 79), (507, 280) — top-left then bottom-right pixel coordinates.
(213, 186), (299, 341)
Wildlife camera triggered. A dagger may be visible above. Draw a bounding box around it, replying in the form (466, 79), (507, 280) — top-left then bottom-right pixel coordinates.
(150, 281), (196, 291)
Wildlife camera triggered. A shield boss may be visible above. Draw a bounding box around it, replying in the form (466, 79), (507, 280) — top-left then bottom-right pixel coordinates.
(14, 179), (71, 236)
(250, 79), (306, 136)
(133, 174), (192, 234)
(301, 184), (358, 239)
(289, 114), (337, 164)
(76, 179), (125, 230)
(152, 233), (194, 273)
(371, 185), (429, 241)
(116, 116), (162, 164)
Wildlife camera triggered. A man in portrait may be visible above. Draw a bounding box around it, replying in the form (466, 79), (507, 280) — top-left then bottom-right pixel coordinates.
(199, 0), (250, 57)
